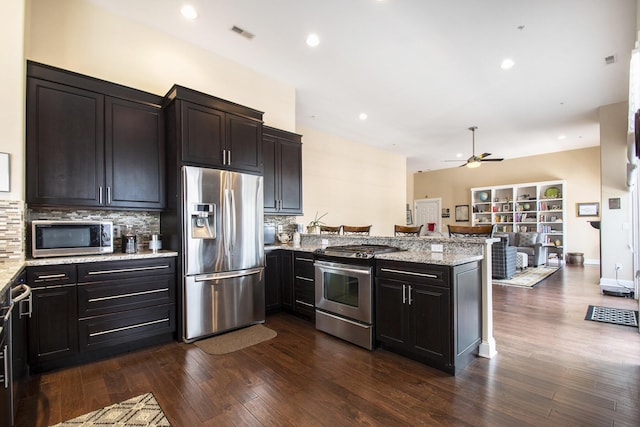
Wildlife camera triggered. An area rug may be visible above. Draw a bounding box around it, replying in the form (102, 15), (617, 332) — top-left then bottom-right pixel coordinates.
(194, 324), (277, 355)
(50, 392), (170, 426)
(493, 265), (559, 288)
(585, 305), (639, 327)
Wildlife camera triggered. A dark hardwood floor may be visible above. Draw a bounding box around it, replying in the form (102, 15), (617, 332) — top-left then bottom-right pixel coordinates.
(15, 265), (640, 426)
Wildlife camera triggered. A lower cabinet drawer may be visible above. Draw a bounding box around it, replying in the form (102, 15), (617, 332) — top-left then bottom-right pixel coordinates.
(78, 274), (175, 318)
(78, 304), (175, 352)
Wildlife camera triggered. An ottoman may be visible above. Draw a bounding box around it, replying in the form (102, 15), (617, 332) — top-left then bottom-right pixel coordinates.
(516, 252), (528, 270)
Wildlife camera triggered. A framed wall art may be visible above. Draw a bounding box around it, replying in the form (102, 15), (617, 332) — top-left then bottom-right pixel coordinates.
(455, 205), (469, 222)
(0, 153), (9, 192)
(576, 202), (599, 217)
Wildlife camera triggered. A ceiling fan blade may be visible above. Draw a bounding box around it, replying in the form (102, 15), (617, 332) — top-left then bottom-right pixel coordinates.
(459, 162), (468, 167)
(476, 152), (492, 159)
(479, 158), (504, 162)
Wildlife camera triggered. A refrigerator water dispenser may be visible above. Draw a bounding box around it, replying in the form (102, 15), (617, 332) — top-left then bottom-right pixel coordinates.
(191, 203), (216, 239)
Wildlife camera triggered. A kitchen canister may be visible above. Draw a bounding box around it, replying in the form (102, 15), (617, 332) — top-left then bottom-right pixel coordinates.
(149, 234), (162, 253)
(292, 231), (301, 247)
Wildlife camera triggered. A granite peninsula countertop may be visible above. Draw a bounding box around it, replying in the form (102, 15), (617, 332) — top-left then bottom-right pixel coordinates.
(0, 250), (178, 296)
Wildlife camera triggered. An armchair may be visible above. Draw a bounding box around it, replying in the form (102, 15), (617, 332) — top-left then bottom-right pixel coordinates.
(492, 236), (517, 279)
(495, 231), (548, 267)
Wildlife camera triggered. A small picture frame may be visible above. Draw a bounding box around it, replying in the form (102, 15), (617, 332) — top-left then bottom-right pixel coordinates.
(576, 202), (599, 217)
(455, 205), (469, 222)
(442, 208), (450, 218)
(0, 152), (9, 192)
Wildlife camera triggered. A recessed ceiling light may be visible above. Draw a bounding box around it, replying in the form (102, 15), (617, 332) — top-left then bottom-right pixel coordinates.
(456, 153), (462, 158)
(306, 33), (320, 47)
(359, 113), (368, 121)
(180, 4), (198, 20)
(500, 58), (515, 70)
(558, 135), (567, 140)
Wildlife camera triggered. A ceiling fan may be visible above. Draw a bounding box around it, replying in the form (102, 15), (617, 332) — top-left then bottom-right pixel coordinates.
(447, 126), (504, 168)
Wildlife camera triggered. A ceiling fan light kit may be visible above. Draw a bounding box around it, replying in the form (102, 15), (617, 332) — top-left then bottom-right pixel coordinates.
(447, 126), (504, 168)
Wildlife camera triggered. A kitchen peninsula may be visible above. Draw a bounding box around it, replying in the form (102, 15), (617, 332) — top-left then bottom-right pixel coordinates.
(265, 233), (496, 374)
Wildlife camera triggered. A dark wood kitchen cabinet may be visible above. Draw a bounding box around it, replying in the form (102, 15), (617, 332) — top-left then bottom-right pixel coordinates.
(375, 260), (482, 375)
(26, 265), (79, 373)
(265, 250), (295, 313)
(263, 127), (303, 214)
(164, 85), (263, 174)
(265, 250), (282, 313)
(26, 61), (165, 210)
(293, 251), (315, 320)
(26, 257), (176, 373)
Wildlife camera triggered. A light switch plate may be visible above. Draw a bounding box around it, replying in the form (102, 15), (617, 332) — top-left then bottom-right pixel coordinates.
(431, 244), (444, 252)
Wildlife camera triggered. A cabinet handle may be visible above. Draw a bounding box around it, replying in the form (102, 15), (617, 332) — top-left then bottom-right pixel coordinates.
(33, 283), (76, 290)
(380, 268), (439, 279)
(99, 186), (103, 204)
(89, 317), (169, 337)
(34, 273), (69, 281)
(297, 258), (314, 263)
(295, 300), (314, 308)
(223, 149), (227, 165)
(295, 276), (314, 282)
(1, 344), (8, 388)
(402, 285), (406, 304)
(408, 285), (413, 305)
(107, 186), (112, 204)
(88, 288), (168, 303)
(86, 265), (171, 275)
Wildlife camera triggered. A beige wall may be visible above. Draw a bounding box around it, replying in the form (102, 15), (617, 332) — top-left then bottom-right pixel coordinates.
(413, 147), (601, 261)
(25, 0), (296, 132)
(599, 102), (634, 283)
(0, 0), (26, 200)
(15, 0), (407, 238)
(298, 126), (406, 236)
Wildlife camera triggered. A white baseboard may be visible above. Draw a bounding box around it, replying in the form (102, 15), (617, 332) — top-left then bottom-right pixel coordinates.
(599, 278), (635, 289)
(584, 258), (599, 265)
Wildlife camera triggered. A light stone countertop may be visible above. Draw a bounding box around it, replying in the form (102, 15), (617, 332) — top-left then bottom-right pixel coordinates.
(375, 251), (483, 266)
(0, 250), (178, 296)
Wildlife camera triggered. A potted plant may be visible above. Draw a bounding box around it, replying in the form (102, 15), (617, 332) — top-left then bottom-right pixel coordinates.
(307, 211), (327, 234)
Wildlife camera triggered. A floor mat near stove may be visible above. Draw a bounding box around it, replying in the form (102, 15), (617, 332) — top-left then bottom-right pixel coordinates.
(585, 305), (639, 327)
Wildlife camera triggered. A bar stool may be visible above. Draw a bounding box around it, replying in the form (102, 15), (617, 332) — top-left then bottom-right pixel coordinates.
(447, 224), (496, 237)
(320, 225), (342, 235)
(394, 225), (423, 236)
(342, 225), (371, 235)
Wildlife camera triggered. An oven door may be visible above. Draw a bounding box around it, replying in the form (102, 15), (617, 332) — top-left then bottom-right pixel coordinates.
(314, 260), (372, 324)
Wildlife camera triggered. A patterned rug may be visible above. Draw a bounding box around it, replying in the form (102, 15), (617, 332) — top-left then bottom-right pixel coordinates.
(194, 324), (277, 355)
(50, 393), (170, 426)
(493, 265), (559, 288)
(585, 305), (639, 327)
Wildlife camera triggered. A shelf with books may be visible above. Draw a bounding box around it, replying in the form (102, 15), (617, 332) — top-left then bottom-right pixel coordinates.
(471, 179), (565, 259)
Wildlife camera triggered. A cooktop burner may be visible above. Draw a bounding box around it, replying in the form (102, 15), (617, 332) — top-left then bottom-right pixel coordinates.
(315, 244), (401, 259)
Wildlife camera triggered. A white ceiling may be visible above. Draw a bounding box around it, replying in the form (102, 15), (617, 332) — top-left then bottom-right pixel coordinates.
(89, 0), (637, 173)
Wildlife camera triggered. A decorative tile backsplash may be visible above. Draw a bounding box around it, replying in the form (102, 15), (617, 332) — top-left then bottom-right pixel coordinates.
(27, 208), (160, 253)
(0, 200), (24, 260)
(264, 214), (302, 234)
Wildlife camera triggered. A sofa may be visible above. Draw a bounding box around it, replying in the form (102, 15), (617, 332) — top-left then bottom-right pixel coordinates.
(492, 236), (517, 279)
(494, 231), (548, 267)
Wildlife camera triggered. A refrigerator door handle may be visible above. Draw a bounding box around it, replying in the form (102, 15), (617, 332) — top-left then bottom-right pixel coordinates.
(194, 267), (263, 282)
(223, 188), (232, 256)
(230, 189), (237, 250)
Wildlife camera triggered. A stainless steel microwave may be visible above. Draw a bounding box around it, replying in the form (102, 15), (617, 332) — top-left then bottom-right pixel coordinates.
(31, 220), (113, 258)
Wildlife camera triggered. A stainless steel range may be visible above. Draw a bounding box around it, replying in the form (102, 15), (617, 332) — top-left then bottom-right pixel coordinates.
(314, 244), (401, 350)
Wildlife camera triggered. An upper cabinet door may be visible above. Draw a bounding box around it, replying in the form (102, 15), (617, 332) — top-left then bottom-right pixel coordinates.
(226, 114), (263, 174)
(262, 127), (302, 215)
(262, 135), (278, 212)
(105, 97), (165, 209)
(26, 78), (105, 207)
(180, 101), (225, 167)
(278, 139), (302, 214)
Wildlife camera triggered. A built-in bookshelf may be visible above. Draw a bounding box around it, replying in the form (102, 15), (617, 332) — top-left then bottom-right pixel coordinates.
(471, 180), (565, 257)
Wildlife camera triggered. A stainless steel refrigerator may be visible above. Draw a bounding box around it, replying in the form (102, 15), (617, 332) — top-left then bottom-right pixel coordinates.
(182, 165), (264, 342)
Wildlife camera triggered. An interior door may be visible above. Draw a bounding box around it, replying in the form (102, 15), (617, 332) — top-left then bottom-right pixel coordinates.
(414, 198), (442, 233)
